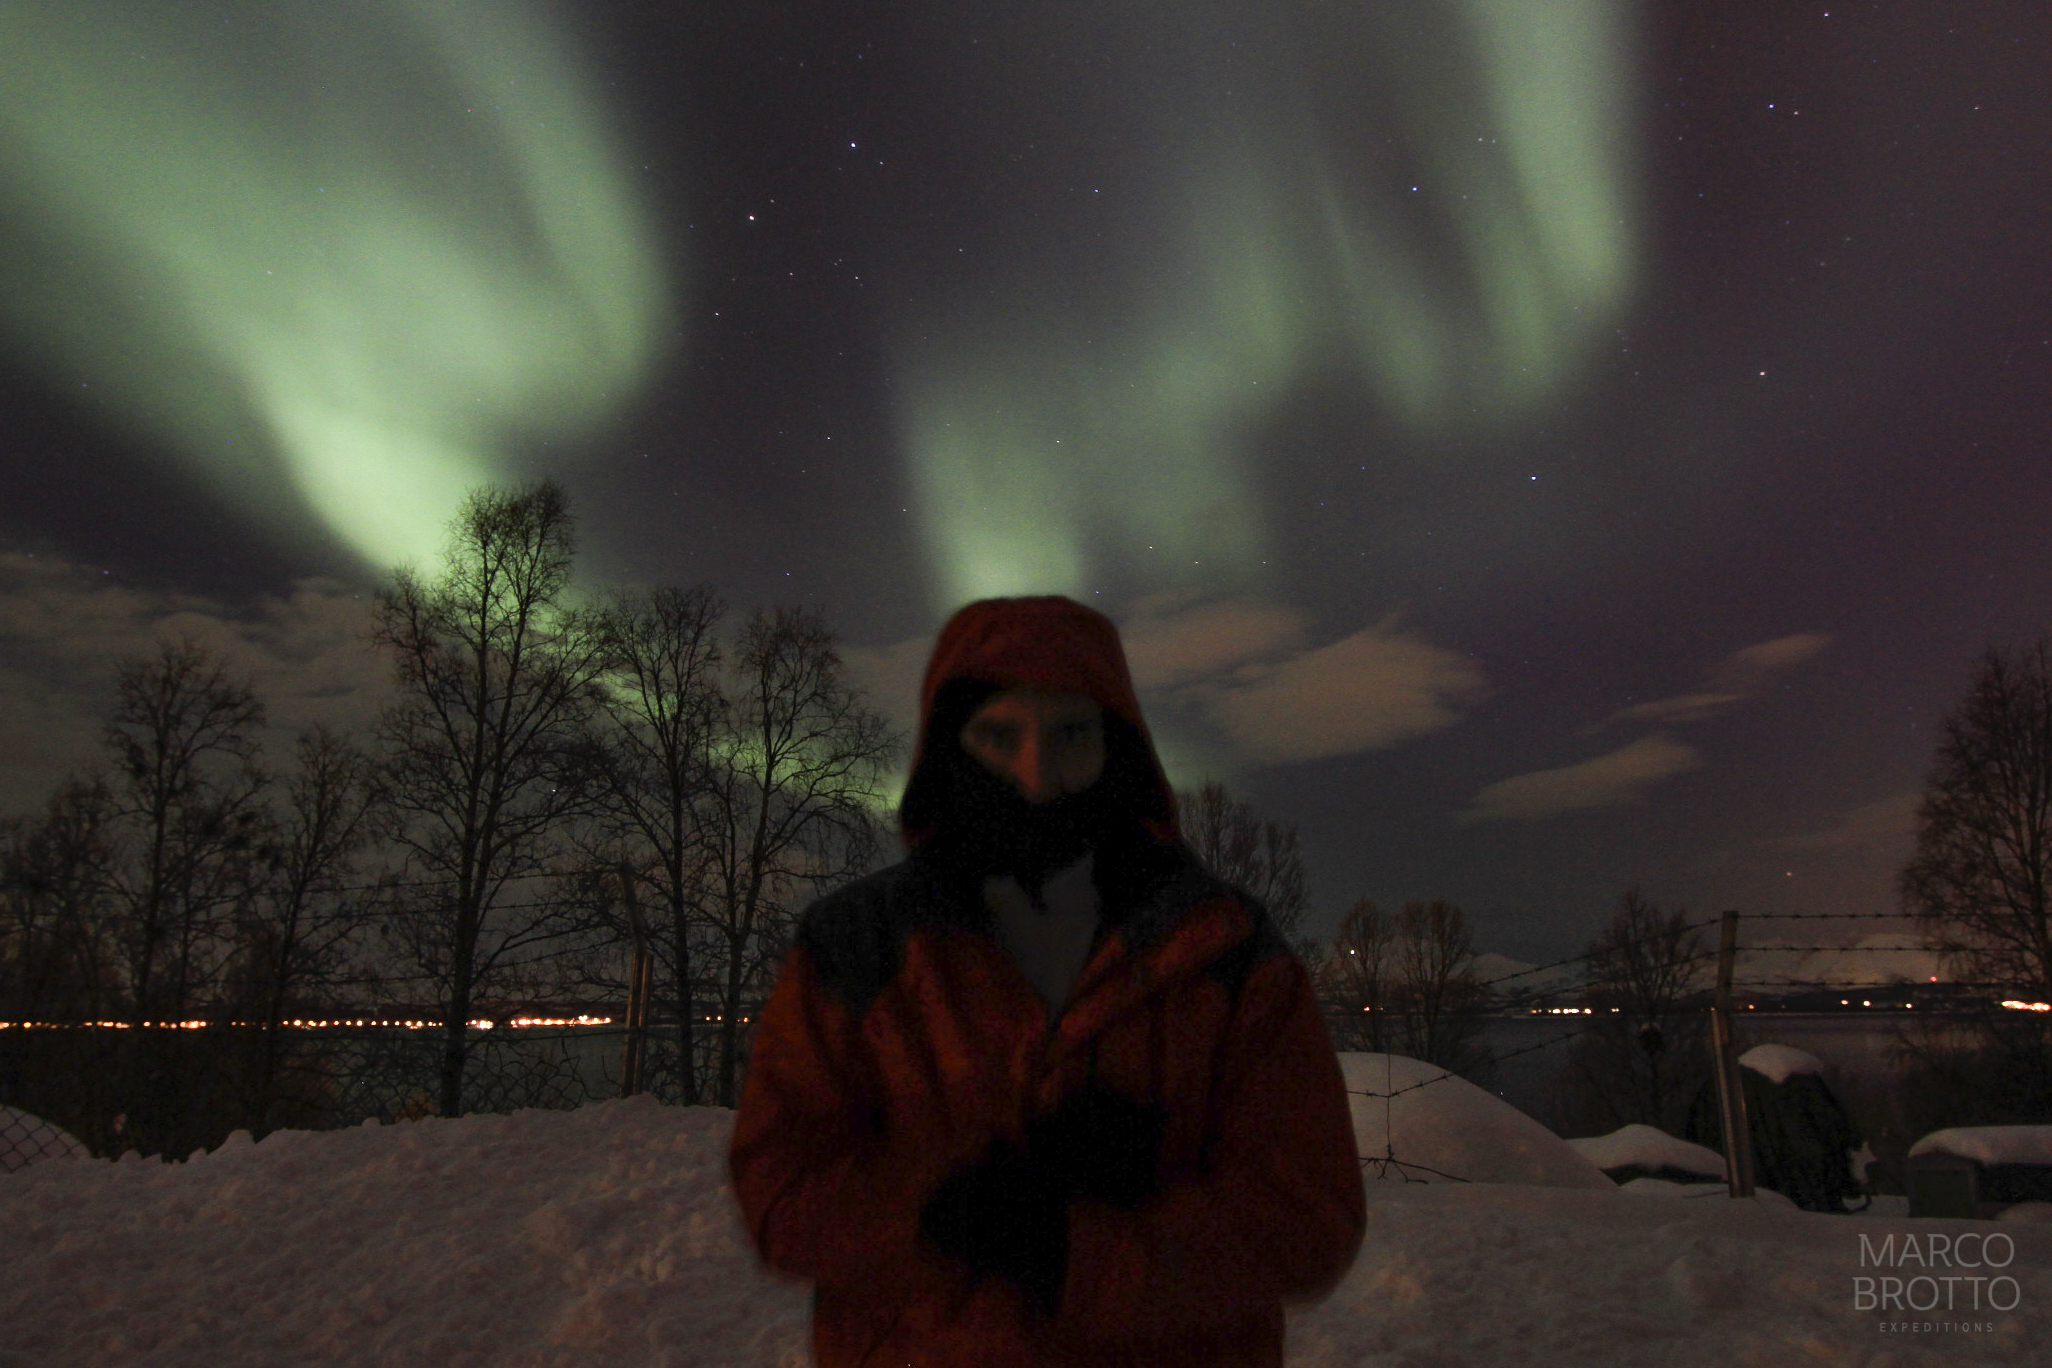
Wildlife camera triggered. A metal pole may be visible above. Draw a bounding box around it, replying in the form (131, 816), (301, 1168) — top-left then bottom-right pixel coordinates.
(1710, 909), (1755, 1197)
(619, 862), (652, 1099)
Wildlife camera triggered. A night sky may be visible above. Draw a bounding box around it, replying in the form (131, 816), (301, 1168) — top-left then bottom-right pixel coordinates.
(1, 1), (2047, 964)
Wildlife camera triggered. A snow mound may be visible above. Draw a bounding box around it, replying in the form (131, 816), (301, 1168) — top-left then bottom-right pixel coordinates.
(1567, 1124), (1726, 1181)
(2, 1096), (2047, 1366)
(0, 1105), (89, 1172)
(1909, 1124), (2052, 1166)
(1737, 1042), (1824, 1084)
(1337, 1052), (1612, 1189)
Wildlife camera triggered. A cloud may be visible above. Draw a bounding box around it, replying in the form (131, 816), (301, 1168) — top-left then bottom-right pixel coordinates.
(1197, 626), (1488, 765)
(1461, 734), (1701, 823)
(1123, 595), (1487, 765)
(1761, 791), (1921, 853)
(0, 553), (387, 814)
(1599, 632), (1831, 728)
(1709, 633), (1833, 689)
(843, 594), (1486, 773)
(1120, 594), (1306, 690)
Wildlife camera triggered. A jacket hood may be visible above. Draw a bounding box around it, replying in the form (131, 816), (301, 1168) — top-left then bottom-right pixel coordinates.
(898, 596), (1178, 849)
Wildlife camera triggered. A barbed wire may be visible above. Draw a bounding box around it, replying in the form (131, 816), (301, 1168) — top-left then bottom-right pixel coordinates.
(1467, 919), (1725, 993)
(1731, 978), (2038, 991)
(1743, 911), (1914, 921)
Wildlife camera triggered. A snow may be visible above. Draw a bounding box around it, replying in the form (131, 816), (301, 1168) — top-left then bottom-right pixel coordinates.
(0, 1105), (88, 1173)
(1739, 1042), (1826, 1084)
(1567, 1124), (1727, 1181)
(1340, 1052), (1618, 1190)
(1, 1095), (2045, 1367)
(1909, 1125), (2052, 1167)
(1616, 1176), (1799, 1209)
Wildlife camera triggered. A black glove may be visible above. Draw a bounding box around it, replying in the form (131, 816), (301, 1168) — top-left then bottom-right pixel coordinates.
(1026, 1083), (1169, 1211)
(917, 1138), (1070, 1318)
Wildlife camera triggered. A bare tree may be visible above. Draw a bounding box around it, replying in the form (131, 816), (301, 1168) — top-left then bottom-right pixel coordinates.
(1900, 639), (2052, 1113)
(0, 781), (125, 1154)
(373, 480), (608, 1117)
(1315, 897), (1486, 1072)
(1319, 897), (1395, 1052)
(0, 780), (120, 1027)
(224, 728), (382, 1133)
(589, 584), (726, 1104)
(1389, 898), (1487, 1073)
(1902, 640), (2052, 998)
(1560, 887), (1711, 1134)
(700, 606), (896, 1106)
(1177, 779), (1313, 955)
(102, 639), (269, 1027)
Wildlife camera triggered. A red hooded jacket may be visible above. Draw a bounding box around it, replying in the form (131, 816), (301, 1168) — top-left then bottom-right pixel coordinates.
(729, 597), (1365, 1366)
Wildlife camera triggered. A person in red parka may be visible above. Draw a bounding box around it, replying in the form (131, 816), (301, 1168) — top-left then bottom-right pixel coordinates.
(729, 595), (1365, 1367)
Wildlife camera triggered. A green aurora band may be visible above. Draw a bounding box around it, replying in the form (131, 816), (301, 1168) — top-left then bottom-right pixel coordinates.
(0, 0), (669, 570)
(895, 0), (1639, 608)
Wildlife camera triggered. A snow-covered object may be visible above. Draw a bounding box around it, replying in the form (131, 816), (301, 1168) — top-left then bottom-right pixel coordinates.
(1737, 1043), (1824, 1084)
(1909, 1125), (2052, 1166)
(1337, 1052), (1612, 1189)
(2, 1095), (2047, 1367)
(1567, 1124), (1725, 1182)
(0, 1105), (88, 1173)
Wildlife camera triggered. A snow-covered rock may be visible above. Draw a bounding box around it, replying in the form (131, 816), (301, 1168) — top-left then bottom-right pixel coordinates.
(1337, 1052), (1612, 1189)
(1737, 1043), (1824, 1084)
(1567, 1124), (1726, 1182)
(0, 1105), (88, 1173)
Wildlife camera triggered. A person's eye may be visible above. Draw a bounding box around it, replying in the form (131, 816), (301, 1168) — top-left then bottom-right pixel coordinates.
(976, 724), (1018, 750)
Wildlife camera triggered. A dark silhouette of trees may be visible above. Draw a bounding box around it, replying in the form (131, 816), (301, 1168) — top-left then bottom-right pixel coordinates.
(1, 641), (382, 1154)
(1177, 779), (1315, 964)
(1899, 638), (2052, 1118)
(589, 584), (727, 1105)
(1557, 887), (1710, 1135)
(373, 480), (609, 1117)
(1902, 640), (2052, 999)
(103, 639), (269, 1029)
(1321, 897), (1395, 1053)
(0, 780), (120, 1029)
(698, 607), (896, 1106)
(1391, 898), (1487, 1074)
(1318, 895), (1486, 1073)
(225, 727), (381, 1132)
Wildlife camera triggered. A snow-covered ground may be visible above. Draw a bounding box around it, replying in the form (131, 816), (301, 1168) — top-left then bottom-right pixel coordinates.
(4, 1096), (2046, 1367)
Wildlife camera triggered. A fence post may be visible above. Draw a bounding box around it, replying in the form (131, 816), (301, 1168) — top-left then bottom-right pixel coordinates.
(1710, 909), (1755, 1197)
(618, 863), (653, 1099)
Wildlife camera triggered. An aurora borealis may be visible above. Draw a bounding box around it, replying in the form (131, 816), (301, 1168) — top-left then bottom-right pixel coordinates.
(2, 1), (2048, 960)
(0, 0), (668, 569)
(891, 0), (1640, 604)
